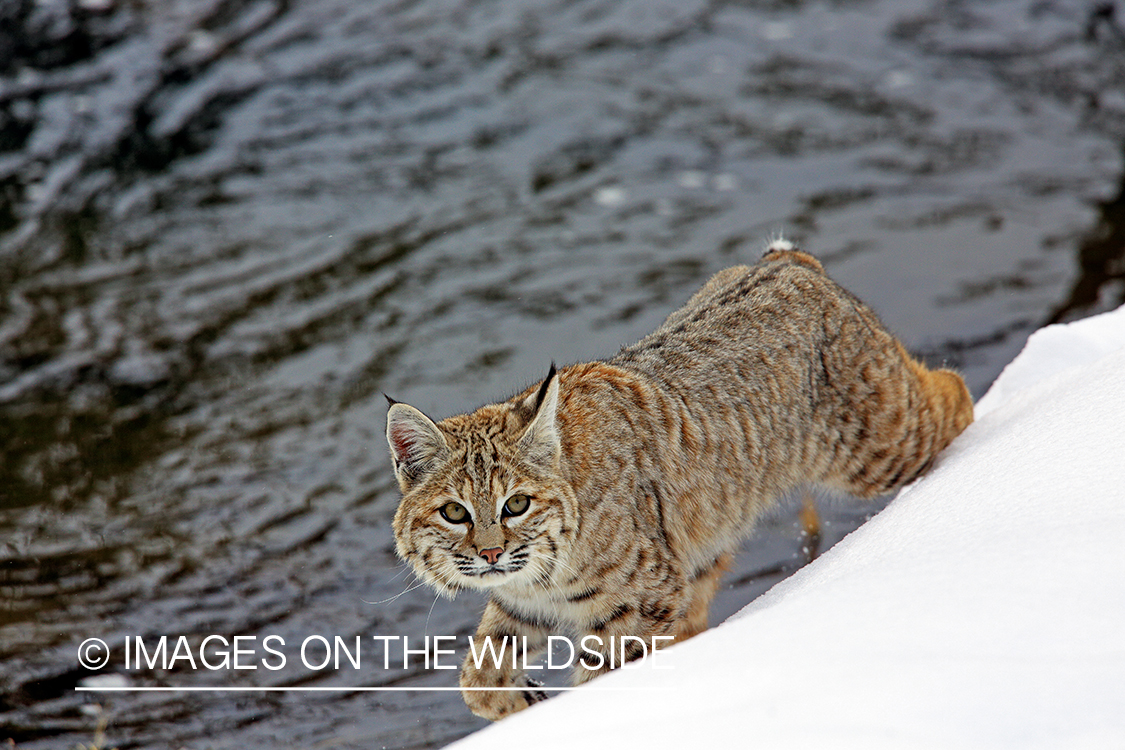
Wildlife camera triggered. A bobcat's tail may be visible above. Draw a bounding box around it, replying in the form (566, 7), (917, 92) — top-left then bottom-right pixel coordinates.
(762, 235), (824, 273)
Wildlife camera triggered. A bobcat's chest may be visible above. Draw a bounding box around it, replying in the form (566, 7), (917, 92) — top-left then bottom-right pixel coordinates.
(493, 583), (609, 632)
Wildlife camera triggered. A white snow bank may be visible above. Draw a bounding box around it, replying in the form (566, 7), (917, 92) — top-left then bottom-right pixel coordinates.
(449, 305), (1125, 750)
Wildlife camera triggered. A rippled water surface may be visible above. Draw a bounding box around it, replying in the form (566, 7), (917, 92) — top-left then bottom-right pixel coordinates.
(2, 0), (1123, 746)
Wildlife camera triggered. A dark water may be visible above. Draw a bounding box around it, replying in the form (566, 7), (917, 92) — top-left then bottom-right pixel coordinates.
(1, 0), (1122, 746)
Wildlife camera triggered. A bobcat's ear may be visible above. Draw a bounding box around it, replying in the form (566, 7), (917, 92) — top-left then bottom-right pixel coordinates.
(517, 364), (561, 469)
(386, 402), (450, 491)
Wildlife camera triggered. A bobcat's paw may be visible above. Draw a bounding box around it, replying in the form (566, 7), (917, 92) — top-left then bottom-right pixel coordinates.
(460, 666), (551, 720)
(459, 677), (524, 721)
(522, 675), (549, 705)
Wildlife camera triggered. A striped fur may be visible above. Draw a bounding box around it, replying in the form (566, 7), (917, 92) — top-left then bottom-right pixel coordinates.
(387, 245), (973, 720)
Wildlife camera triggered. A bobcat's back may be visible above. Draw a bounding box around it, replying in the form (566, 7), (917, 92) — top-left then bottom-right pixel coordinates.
(558, 246), (973, 575)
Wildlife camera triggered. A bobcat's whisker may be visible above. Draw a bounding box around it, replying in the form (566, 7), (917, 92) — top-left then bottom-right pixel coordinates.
(360, 576), (429, 606)
(424, 590), (441, 637)
(388, 562), (414, 583)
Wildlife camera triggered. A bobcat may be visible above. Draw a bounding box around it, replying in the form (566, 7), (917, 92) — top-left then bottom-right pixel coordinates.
(386, 242), (973, 720)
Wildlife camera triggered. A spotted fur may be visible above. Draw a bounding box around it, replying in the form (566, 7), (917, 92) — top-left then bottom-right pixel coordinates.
(387, 245), (973, 720)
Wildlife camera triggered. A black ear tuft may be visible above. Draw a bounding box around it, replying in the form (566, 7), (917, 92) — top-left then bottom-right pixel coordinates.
(384, 393), (399, 407)
(517, 362), (561, 467)
(533, 363), (558, 414)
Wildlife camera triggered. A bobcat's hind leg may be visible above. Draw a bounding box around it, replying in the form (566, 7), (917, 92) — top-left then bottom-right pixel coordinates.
(831, 347), (973, 499)
(675, 553), (732, 641)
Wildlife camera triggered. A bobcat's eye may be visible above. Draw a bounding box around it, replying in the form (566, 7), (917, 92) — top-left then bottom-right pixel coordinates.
(502, 494), (530, 518)
(439, 501), (470, 524)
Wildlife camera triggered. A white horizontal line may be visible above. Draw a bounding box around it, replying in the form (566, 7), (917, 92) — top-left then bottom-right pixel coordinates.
(75, 686), (664, 692)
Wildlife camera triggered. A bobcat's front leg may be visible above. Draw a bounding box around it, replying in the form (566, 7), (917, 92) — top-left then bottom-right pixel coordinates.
(460, 598), (550, 720)
(571, 597), (681, 685)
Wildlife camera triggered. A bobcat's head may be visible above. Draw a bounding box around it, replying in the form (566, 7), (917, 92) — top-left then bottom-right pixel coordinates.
(386, 367), (577, 597)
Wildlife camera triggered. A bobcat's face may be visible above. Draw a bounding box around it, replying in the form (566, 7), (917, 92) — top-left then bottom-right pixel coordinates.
(393, 462), (573, 595)
(387, 368), (577, 596)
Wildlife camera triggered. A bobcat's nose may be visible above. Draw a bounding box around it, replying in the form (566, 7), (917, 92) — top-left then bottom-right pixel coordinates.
(479, 547), (503, 565)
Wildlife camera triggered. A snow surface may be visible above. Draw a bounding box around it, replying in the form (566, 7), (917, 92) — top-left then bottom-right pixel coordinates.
(449, 305), (1125, 750)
